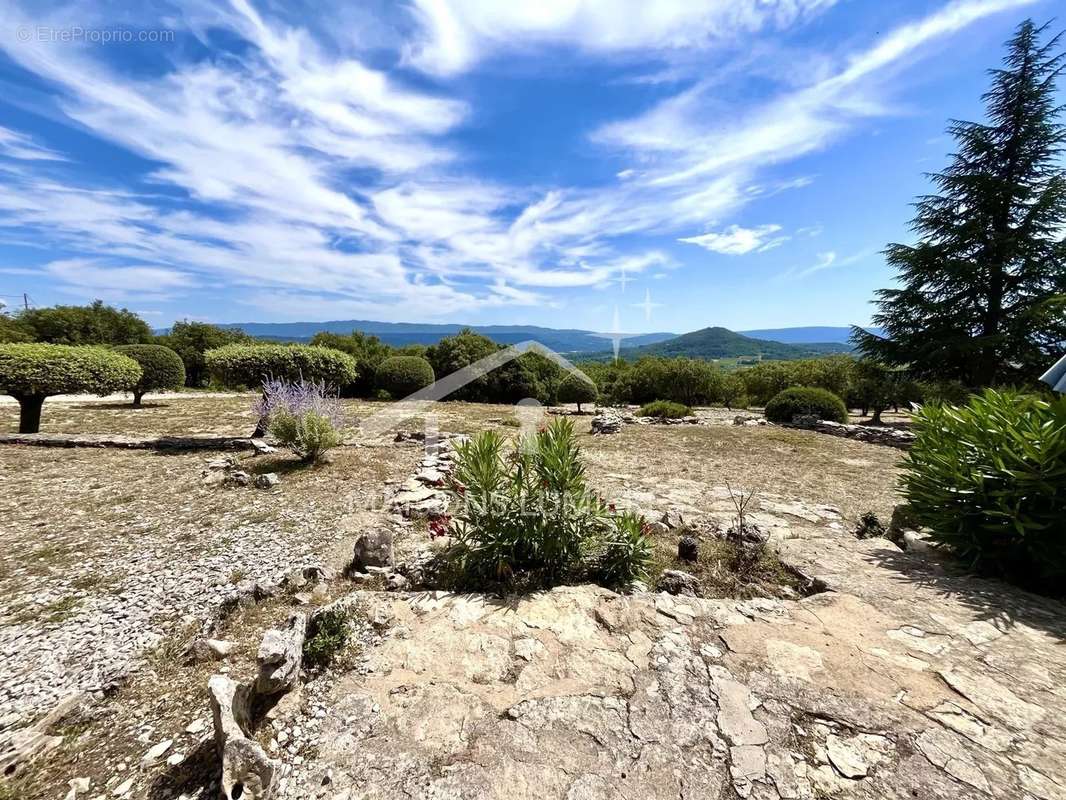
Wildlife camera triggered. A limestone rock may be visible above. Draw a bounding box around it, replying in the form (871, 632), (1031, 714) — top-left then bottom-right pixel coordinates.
(678, 535), (699, 562)
(654, 569), (701, 597)
(255, 613), (308, 695)
(253, 472), (280, 489)
(208, 675), (275, 800)
(250, 439), (277, 455)
(187, 638), (237, 663)
(352, 530), (394, 570)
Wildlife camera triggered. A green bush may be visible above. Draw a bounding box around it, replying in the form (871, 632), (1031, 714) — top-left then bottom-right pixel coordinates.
(556, 372), (597, 412)
(764, 387), (848, 424)
(157, 321), (251, 387)
(310, 331), (392, 396)
(204, 343), (358, 390)
(0, 343), (142, 432)
(445, 419), (652, 590)
(303, 607), (350, 669)
(17, 300), (152, 345)
(255, 379), (346, 463)
(639, 400), (692, 419)
(113, 344), (186, 405)
(375, 355), (434, 397)
(269, 408), (342, 463)
(901, 390), (1066, 594)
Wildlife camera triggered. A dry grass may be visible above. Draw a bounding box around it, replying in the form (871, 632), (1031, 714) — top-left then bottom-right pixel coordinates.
(580, 422), (903, 525)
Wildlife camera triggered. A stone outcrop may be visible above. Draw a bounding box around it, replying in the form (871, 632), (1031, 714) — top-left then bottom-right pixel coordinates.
(275, 515), (1066, 800)
(784, 417), (916, 448)
(590, 410), (624, 434)
(255, 613), (308, 695)
(208, 675), (276, 800)
(352, 530), (395, 570)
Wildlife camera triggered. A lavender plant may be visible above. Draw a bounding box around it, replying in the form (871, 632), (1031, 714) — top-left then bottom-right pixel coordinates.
(253, 378), (345, 463)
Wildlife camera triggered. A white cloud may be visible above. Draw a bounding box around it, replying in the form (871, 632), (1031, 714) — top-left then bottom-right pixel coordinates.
(0, 127), (66, 161)
(679, 224), (787, 255)
(404, 0), (839, 75)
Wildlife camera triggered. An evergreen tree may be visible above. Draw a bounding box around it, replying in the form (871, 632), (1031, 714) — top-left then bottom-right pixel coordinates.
(854, 20), (1066, 387)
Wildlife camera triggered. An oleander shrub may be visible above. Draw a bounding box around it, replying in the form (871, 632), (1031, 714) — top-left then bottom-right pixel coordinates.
(764, 387), (848, 424)
(375, 355), (434, 398)
(556, 372), (597, 412)
(254, 378), (345, 463)
(0, 343), (142, 433)
(443, 418), (652, 590)
(204, 343), (358, 390)
(638, 400), (692, 419)
(113, 344), (186, 405)
(901, 390), (1066, 594)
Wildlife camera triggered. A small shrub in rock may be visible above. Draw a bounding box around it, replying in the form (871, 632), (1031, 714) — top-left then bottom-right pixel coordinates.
(302, 607), (351, 670)
(112, 344), (185, 406)
(375, 355), (434, 398)
(764, 386), (848, 425)
(854, 511), (886, 540)
(902, 389), (1066, 594)
(638, 400), (692, 419)
(254, 378), (345, 463)
(444, 418), (651, 590)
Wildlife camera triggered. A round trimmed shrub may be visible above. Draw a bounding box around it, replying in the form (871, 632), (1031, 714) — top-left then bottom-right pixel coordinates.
(638, 400), (692, 419)
(376, 356), (434, 398)
(764, 387), (848, 424)
(0, 343), (142, 433)
(557, 373), (597, 412)
(113, 344), (186, 406)
(204, 344), (358, 390)
(902, 390), (1066, 594)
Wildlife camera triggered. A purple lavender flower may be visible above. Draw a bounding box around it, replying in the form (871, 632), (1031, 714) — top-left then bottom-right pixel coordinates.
(253, 377), (346, 429)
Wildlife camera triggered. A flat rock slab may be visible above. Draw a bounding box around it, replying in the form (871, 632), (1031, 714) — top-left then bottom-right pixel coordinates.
(0, 433), (256, 451)
(293, 557), (1066, 800)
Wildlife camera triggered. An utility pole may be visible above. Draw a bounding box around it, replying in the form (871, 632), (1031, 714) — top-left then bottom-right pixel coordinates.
(23, 293), (29, 310)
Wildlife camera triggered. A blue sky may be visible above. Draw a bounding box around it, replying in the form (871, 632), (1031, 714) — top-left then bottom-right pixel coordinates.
(0, 0), (1059, 334)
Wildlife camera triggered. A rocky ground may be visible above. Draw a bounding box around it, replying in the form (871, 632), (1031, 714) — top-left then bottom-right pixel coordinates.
(4, 396), (1060, 800)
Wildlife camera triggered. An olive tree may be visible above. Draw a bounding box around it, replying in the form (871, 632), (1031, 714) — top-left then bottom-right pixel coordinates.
(204, 343), (358, 435)
(113, 344), (186, 406)
(0, 344), (142, 433)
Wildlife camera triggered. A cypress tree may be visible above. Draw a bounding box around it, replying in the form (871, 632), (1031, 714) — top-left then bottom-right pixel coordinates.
(854, 20), (1066, 386)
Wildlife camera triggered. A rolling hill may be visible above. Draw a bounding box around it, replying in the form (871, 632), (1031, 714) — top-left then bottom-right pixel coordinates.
(738, 326), (882, 344)
(615, 327), (853, 361)
(203, 320), (677, 353)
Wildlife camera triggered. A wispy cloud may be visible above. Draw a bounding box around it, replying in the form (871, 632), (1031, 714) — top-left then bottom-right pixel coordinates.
(0, 126), (66, 161)
(404, 0), (838, 75)
(679, 224), (788, 255)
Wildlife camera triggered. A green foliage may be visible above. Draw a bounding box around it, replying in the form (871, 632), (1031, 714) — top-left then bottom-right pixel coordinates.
(18, 300), (152, 345)
(638, 400), (692, 419)
(446, 418), (651, 590)
(901, 389), (1066, 593)
(556, 372), (597, 411)
(113, 344), (186, 403)
(0, 343), (141, 397)
(764, 386), (848, 424)
(719, 372), (748, 410)
(269, 409), (343, 463)
(848, 360), (902, 422)
(375, 355), (435, 397)
(157, 321), (251, 387)
(855, 21), (1066, 387)
(205, 343), (358, 390)
(0, 343), (142, 432)
(423, 329), (562, 403)
(739, 356), (855, 406)
(0, 315), (33, 343)
(310, 331), (392, 396)
(302, 607), (350, 669)
(592, 511), (653, 587)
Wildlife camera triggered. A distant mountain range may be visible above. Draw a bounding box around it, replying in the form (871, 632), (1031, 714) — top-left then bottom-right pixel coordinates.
(738, 326), (882, 345)
(159, 319), (873, 359)
(614, 327), (853, 361)
(200, 320), (676, 353)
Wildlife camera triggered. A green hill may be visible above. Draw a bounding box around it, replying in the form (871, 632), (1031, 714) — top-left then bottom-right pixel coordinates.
(619, 327), (852, 361)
